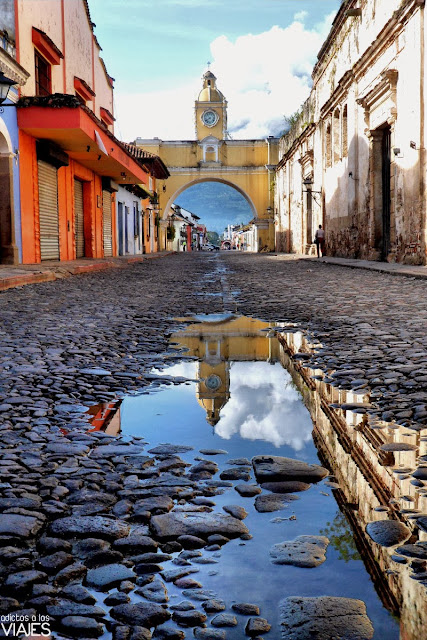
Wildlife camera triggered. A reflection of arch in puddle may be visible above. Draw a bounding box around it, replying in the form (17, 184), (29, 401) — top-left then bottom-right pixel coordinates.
(278, 330), (427, 640)
(171, 315), (281, 427)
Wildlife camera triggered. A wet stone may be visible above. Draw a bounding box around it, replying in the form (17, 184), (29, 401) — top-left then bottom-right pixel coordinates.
(260, 481), (311, 494)
(202, 599), (226, 613)
(161, 566), (199, 582)
(54, 561), (87, 586)
(50, 516), (130, 540)
(232, 603), (260, 616)
(111, 602), (171, 627)
(0, 514), (44, 538)
(61, 583), (96, 604)
(193, 630), (226, 640)
(150, 512), (249, 540)
(395, 543), (427, 560)
(211, 613), (238, 627)
(129, 626), (152, 640)
(177, 534), (206, 549)
(47, 600), (106, 618)
(415, 517), (427, 533)
(245, 617), (271, 636)
(73, 538), (111, 557)
(220, 468), (251, 481)
(223, 504), (248, 520)
(85, 563), (136, 590)
(149, 445), (193, 455)
(105, 591), (131, 605)
(255, 493), (299, 513)
(5, 570), (48, 595)
(36, 551), (74, 574)
(172, 609), (207, 627)
(60, 615), (104, 638)
(235, 484), (262, 497)
(412, 468), (427, 481)
(227, 458), (251, 466)
(366, 520), (411, 547)
(39, 536), (73, 553)
(199, 449), (228, 456)
(135, 576), (168, 603)
(280, 596), (374, 640)
(152, 628), (186, 639)
(270, 535), (329, 568)
(114, 534), (158, 554)
(174, 577), (202, 589)
(252, 456), (328, 484)
(0, 597), (20, 614)
(170, 601), (196, 611)
(380, 443), (418, 452)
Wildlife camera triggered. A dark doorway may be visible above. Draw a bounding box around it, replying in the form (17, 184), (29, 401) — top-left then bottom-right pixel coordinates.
(381, 126), (391, 260)
(306, 188), (313, 244)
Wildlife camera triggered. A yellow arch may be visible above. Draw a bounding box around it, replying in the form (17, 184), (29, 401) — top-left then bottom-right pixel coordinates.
(162, 177), (257, 221)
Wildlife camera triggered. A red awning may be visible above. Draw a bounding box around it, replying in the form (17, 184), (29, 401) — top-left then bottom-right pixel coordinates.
(18, 101), (148, 185)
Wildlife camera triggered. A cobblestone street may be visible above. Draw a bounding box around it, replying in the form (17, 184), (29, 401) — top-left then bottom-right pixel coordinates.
(0, 253), (426, 639)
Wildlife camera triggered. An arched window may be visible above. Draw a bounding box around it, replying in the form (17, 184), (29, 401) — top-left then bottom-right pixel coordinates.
(325, 119), (332, 169)
(333, 108), (340, 163)
(342, 105), (348, 158)
(206, 146), (216, 162)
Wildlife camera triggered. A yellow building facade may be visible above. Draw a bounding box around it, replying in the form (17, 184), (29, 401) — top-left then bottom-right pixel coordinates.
(134, 71), (279, 251)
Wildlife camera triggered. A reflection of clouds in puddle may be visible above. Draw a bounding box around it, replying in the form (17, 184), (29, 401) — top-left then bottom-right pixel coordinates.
(155, 361), (197, 380)
(216, 362), (312, 449)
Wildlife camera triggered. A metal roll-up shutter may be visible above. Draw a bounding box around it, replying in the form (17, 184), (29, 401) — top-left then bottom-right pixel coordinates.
(74, 179), (85, 258)
(38, 160), (59, 261)
(102, 190), (113, 257)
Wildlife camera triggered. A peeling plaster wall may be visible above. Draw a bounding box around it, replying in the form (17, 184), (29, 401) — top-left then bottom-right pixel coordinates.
(275, 0), (427, 264)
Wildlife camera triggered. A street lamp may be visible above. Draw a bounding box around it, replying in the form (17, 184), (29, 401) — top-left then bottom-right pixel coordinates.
(0, 72), (17, 105)
(302, 178), (322, 194)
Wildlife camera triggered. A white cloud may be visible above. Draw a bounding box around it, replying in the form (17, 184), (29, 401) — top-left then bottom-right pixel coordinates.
(114, 12), (336, 142)
(215, 362), (313, 450)
(294, 10), (308, 22)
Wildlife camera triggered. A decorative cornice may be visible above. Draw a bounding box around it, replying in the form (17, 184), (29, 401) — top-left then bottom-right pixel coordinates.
(0, 47), (29, 85)
(276, 123), (315, 171)
(168, 166), (268, 175)
(320, 69), (354, 118)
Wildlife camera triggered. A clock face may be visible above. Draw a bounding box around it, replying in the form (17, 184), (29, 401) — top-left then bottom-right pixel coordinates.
(206, 374), (222, 391)
(202, 110), (218, 127)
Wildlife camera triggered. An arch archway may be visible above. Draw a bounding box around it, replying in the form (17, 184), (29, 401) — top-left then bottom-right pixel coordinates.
(162, 177), (257, 221)
(0, 127), (15, 264)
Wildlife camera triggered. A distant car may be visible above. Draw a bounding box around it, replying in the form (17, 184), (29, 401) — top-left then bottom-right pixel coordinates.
(202, 243), (218, 251)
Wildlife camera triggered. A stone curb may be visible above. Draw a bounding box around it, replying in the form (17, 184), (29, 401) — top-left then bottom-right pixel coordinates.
(0, 252), (176, 292)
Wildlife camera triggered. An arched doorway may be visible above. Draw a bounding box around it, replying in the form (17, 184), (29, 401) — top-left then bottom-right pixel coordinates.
(0, 128), (15, 264)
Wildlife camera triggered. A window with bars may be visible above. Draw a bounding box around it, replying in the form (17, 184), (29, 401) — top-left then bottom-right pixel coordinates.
(35, 50), (51, 96)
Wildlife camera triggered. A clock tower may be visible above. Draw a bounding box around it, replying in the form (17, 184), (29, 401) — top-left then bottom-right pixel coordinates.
(195, 70), (227, 141)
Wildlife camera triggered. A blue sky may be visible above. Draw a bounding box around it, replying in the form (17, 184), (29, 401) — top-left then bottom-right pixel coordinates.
(89, 0), (341, 141)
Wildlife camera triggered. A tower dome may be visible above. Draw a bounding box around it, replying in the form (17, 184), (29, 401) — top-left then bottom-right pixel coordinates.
(198, 70), (224, 103)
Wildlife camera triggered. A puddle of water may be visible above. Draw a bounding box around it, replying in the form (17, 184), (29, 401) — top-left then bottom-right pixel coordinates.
(99, 315), (404, 639)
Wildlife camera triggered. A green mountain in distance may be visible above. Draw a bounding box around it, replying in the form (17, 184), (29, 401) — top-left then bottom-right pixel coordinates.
(175, 182), (253, 234)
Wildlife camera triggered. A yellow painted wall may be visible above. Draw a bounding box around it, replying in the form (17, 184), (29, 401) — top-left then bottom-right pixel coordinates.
(136, 139), (278, 249)
(138, 140), (274, 168)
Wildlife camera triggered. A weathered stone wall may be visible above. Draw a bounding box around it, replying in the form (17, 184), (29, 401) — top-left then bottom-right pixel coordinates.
(275, 0), (427, 264)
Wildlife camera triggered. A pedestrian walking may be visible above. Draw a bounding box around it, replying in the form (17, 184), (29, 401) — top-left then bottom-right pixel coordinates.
(314, 225), (325, 258)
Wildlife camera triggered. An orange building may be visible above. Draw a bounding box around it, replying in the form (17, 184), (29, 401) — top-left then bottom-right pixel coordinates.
(14, 0), (161, 263)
